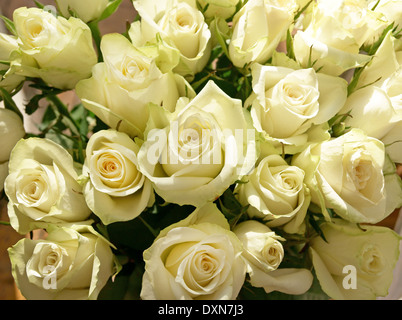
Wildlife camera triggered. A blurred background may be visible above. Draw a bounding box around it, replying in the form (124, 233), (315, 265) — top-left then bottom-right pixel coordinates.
(0, 0), (137, 300)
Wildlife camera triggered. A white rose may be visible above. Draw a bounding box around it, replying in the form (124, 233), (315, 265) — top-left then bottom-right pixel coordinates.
(0, 108), (25, 192)
(76, 33), (195, 139)
(131, 0), (211, 79)
(234, 220), (313, 295)
(234, 220), (285, 272)
(228, 0), (298, 69)
(8, 223), (118, 300)
(292, 129), (402, 224)
(0, 108), (25, 163)
(310, 219), (402, 300)
(354, 31), (399, 91)
(4, 138), (91, 234)
(247, 64), (348, 154)
(293, 0), (382, 76)
(81, 129), (155, 225)
(138, 80), (257, 207)
(236, 155), (310, 233)
(339, 85), (402, 163)
(197, 0), (241, 20)
(11, 7), (97, 89)
(55, 0), (110, 23)
(368, 0), (402, 35)
(344, 31), (402, 163)
(141, 202), (246, 300)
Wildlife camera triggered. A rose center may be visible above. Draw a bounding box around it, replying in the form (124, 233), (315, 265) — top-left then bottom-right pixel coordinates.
(360, 244), (385, 275)
(28, 20), (44, 39)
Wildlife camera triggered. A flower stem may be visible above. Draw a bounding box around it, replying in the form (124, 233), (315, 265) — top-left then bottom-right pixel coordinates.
(0, 221), (11, 226)
(88, 21), (103, 63)
(138, 216), (159, 238)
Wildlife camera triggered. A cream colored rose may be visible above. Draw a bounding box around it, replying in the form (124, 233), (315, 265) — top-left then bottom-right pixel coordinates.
(247, 64), (348, 154)
(76, 33), (194, 139)
(310, 219), (401, 300)
(0, 108), (25, 164)
(0, 33), (25, 92)
(236, 155), (310, 234)
(81, 129), (154, 225)
(55, 0), (110, 23)
(0, 108), (25, 191)
(138, 80), (257, 207)
(197, 0), (240, 20)
(4, 138), (91, 234)
(344, 31), (402, 163)
(293, 129), (402, 224)
(234, 220), (313, 295)
(228, 0), (298, 69)
(293, 0), (382, 76)
(8, 223), (118, 300)
(339, 85), (402, 163)
(131, 0), (211, 79)
(141, 202), (246, 300)
(11, 7), (97, 89)
(368, 0), (402, 36)
(234, 220), (285, 272)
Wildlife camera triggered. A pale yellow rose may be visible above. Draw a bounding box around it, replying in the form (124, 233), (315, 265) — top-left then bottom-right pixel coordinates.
(345, 31), (402, 163)
(293, 0), (383, 76)
(197, 0), (241, 20)
(4, 138), (91, 234)
(0, 108), (25, 164)
(55, 0), (110, 23)
(247, 64), (347, 154)
(0, 108), (25, 191)
(228, 0), (298, 69)
(339, 85), (402, 163)
(138, 80), (258, 207)
(236, 155), (310, 234)
(141, 202), (246, 300)
(8, 223), (119, 300)
(76, 33), (195, 139)
(292, 129), (402, 224)
(368, 0), (402, 38)
(11, 7), (97, 89)
(234, 220), (313, 295)
(131, 0), (211, 79)
(81, 129), (155, 225)
(310, 219), (401, 300)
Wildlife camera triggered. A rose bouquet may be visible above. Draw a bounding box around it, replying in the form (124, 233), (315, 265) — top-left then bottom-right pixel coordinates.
(0, 0), (402, 301)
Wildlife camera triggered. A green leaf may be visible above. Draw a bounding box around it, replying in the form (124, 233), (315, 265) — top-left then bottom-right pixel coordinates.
(87, 21), (103, 62)
(346, 58), (373, 96)
(286, 29), (295, 61)
(107, 214), (157, 252)
(0, 87), (24, 121)
(308, 212), (328, 243)
(210, 17), (230, 58)
(97, 0), (123, 22)
(217, 188), (249, 228)
(34, 1), (45, 9)
(0, 15), (17, 36)
(294, 0), (314, 22)
(25, 94), (43, 115)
